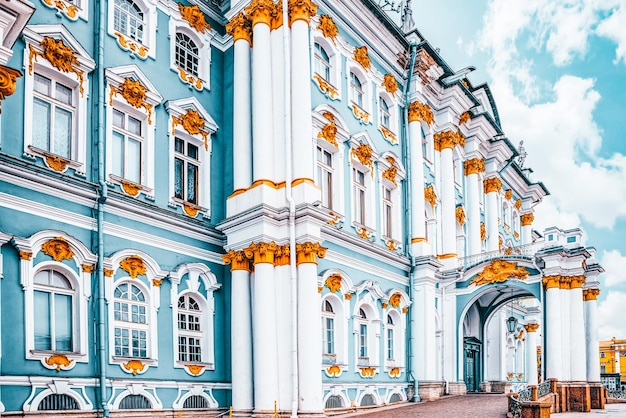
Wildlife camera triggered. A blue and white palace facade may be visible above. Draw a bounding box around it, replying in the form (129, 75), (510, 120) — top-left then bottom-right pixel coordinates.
(0, 0), (605, 416)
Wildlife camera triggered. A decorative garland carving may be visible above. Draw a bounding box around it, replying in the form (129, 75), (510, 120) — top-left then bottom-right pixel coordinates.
(172, 109), (210, 150)
(382, 74), (398, 95)
(459, 111), (471, 125)
(353, 46), (371, 71)
(313, 74), (338, 99)
(120, 180), (142, 197)
(520, 213), (534, 226)
(381, 156), (397, 185)
(226, 12), (252, 43)
(183, 202), (200, 217)
(44, 354), (74, 371)
(29, 37), (85, 97)
(41, 237), (74, 262)
(123, 359), (146, 375)
(325, 274), (342, 293)
(389, 293), (401, 308)
(351, 143), (373, 171)
(464, 158), (485, 176)
(351, 104), (369, 124)
(222, 250), (251, 272)
(434, 130), (465, 151)
(44, 154), (70, 172)
(456, 206), (465, 226)
(424, 185), (437, 210)
(408, 101), (434, 125)
(109, 78), (153, 124)
(176, 67), (204, 91)
(380, 125), (397, 144)
(483, 177), (502, 194)
(317, 14), (338, 44)
(317, 120), (338, 148)
(178, 3), (211, 33)
(295, 242), (327, 265)
(470, 260), (529, 286)
(0, 65), (21, 105)
(245, 0), (274, 27)
(288, 0), (318, 26)
(119, 255), (147, 279)
(42, 0), (79, 20)
(356, 227), (371, 240)
(113, 32), (149, 59)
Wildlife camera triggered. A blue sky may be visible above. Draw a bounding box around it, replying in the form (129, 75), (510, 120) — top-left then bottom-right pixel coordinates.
(408, 0), (626, 340)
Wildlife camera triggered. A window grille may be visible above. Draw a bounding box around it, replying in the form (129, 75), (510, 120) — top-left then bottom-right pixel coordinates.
(183, 395), (209, 408)
(37, 394), (79, 410)
(325, 395), (344, 409)
(119, 394), (151, 409)
(360, 394), (375, 406)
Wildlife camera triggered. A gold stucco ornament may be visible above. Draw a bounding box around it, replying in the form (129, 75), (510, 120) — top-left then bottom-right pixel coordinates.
(325, 274), (342, 293)
(178, 3), (211, 34)
(172, 109), (210, 150)
(351, 143), (373, 171)
(353, 46), (371, 71)
(29, 37), (85, 96)
(119, 255), (147, 279)
(408, 101), (434, 125)
(424, 185), (437, 210)
(42, 237), (74, 262)
(110, 78), (154, 124)
(382, 73), (398, 95)
(470, 260), (529, 286)
(317, 14), (338, 44)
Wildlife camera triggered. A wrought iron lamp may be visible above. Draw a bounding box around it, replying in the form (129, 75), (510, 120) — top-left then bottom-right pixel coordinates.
(506, 315), (518, 334)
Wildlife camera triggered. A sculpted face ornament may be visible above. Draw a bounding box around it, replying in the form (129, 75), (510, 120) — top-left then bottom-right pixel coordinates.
(110, 78), (154, 124)
(41, 237), (74, 262)
(29, 37), (85, 96)
(317, 14), (338, 44)
(178, 3), (211, 33)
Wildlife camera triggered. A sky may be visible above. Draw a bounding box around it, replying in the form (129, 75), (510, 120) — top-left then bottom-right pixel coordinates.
(406, 0), (626, 341)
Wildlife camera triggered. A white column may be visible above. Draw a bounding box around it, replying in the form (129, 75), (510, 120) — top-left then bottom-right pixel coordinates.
(441, 287), (457, 384)
(584, 288), (601, 382)
(296, 243), (324, 414)
(247, 1), (274, 182)
(249, 244), (279, 412)
(271, 18), (285, 182)
(570, 277), (587, 381)
(411, 275), (437, 381)
(224, 253), (254, 413)
(560, 279), (571, 381)
(544, 277), (563, 380)
(226, 14), (252, 191)
(464, 158), (484, 255)
(275, 254), (292, 410)
(521, 213), (534, 245)
(524, 324), (539, 386)
(439, 146), (456, 260)
(408, 107), (427, 255)
(484, 177), (501, 252)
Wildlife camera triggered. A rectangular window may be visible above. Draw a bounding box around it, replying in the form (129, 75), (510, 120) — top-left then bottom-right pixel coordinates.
(112, 109), (143, 184)
(387, 328), (394, 360)
(359, 323), (367, 357)
(174, 137), (200, 204)
(178, 336), (201, 362)
(383, 187), (393, 237)
(34, 290), (52, 350)
(316, 146), (333, 209)
(350, 72), (363, 108)
(324, 317), (334, 355)
(353, 168), (366, 225)
(32, 74), (74, 159)
(114, 327), (146, 358)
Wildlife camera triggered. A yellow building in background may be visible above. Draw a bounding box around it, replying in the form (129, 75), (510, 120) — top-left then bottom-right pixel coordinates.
(600, 338), (626, 390)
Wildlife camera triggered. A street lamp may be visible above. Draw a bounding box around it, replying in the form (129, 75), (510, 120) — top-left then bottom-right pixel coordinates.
(506, 315), (518, 334)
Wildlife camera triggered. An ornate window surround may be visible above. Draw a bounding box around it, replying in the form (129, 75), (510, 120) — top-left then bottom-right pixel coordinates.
(107, 0), (157, 59)
(310, 36), (341, 100)
(22, 381), (94, 411)
(108, 385), (162, 410)
(171, 386), (219, 409)
(378, 152), (405, 247)
(347, 66), (371, 124)
(349, 133), (379, 234)
(22, 25), (95, 176)
(377, 90), (398, 145)
(381, 288), (409, 373)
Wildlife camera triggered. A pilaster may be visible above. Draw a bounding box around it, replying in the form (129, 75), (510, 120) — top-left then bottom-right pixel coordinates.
(464, 157), (484, 255)
(483, 176), (501, 252)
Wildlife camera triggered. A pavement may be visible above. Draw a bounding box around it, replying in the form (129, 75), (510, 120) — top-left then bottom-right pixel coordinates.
(552, 403), (626, 417)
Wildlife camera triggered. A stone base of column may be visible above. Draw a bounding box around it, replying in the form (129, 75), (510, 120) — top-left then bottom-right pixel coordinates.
(557, 382), (591, 412)
(417, 381), (444, 401)
(226, 182), (285, 216)
(446, 381), (468, 396)
(589, 382), (607, 409)
(489, 381), (514, 394)
(232, 410), (254, 418)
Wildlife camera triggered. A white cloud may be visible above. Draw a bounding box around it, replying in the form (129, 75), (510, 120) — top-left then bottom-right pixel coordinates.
(600, 250), (626, 287)
(598, 290), (626, 340)
(595, 1), (626, 65)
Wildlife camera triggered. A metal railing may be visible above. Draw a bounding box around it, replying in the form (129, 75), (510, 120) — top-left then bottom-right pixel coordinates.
(517, 387), (532, 402)
(458, 242), (555, 270)
(538, 380), (551, 398)
(508, 395), (522, 418)
(608, 390), (626, 399)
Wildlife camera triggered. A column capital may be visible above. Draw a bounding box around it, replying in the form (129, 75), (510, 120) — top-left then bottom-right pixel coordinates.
(542, 275), (561, 290)
(524, 323), (540, 333)
(434, 130), (465, 151)
(559, 275), (572, 290)
(583, 288), (600, 301)
(245, 0), (274, 27)
(295, 241), (326, 265)
(243, 241), (278, 265)
(288, 0), (318, 27)
(483, 176), (502, 194)
(222, 250), (251, 272)
(274, 244), (291, 266)
(521, 213), (534, 226)
(226, 12), (252, 43)
(464, 157), (485, 175)
(570, 275), (586, 289)
(424, 184), (437, 210)
(408, 101), (434, 125)
(0, 64), (22, 102)
(270, 0), (283, 30)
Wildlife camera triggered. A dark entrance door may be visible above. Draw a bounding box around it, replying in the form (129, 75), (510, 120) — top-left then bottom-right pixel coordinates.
(464, 337), (482, 392)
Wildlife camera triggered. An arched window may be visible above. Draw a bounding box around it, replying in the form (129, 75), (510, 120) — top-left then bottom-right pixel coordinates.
(350, 72), (364, 108)
(325, 395), (344, 409)
(37, 394), (79, 410)
(379, 97), (390, 129)
(113, 283), (148, 358)
(113, 0), (144, 42)
(316, 145), (334, 210)
(314, 42), (331, 82)
(33, 269), (74, 352)
(183, 395), (209, 408)
(175, 33), (199, 77)
(358, 308), (368, 358)
(360, 394), (375, 406)
(178, 294), (202, 362)
(322, 300), (335, 356)
(119, 394), (151, 409)
(389, 393), (402, 403)
(386, 314), (395, 360)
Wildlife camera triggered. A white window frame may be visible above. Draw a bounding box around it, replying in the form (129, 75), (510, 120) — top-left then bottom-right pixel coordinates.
(316, 144), (336, 211)
(349, 142), (377, 232)
(354, 302), (380, 369)
(105, 65), (162, 197)
(310, 36), (340, 100)
(347, 66), (372, 123)
(378, 153), (404, 246)
(322, 299), (336, 357)
(168, 11), (212, 91)
(22, 26), (95, 175)
(112, 281), (150, 359)
(377, 90), (398, 144)
(384, 309), (405, 370)
(107, 0), (157, 59)
(176, 293), (205, 362)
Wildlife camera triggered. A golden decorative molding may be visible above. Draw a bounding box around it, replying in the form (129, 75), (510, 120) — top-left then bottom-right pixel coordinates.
(185, 364), (205, 376)
(82, 264), (95, 273)
(123, 359), (146, 375)
(356, 227), (371, 240)
(513, 231), (520, 240)
(411, 237), (427, 244)
(313, 74), (338, 99)
(245, 0), (273, 27)
(328, 215), (340, 226)
(424, 185), (437, 210)
(226, 12), (252, 43)
(515, 199), (522, 210)
(385, 240), (397, 251)
(505, 189), (512, 200)
(542, 275), (560, 290)
(152, 279), (162, 287)
(408, 101), (434, 125)
(559, 276), (572, 290)
(382, 156), (398, 185)
(176, 67), (204, 91)
(244, 241), (278, 265)
(317, 121), (338, 148)
(344, 293), (352, 300)
(464, 158), (485, 176)
(480, 223), (486, 241)
(44, 153), (70, 172)
(120, 180), (142, 197)
(353, 46), (371, 71)
(110, 78), (153, 124)
(520, 213), (534, 226)
(270, 0), (283, 30)
(119, 255), (146, 279)
(351, 143), (373, 171)
(172, 109), (209, 150)
(459, 111), (471, 125)
(351, 104), (369, 124)
(45, 354), (73, 371)
(359, 367), (375, 377)
(389, 293), (401, 308)
(325, 274), (342, 293)
(295, 242), (327, 265)
(381, 302), (388, 309)
(382, 74), (398, 95)
(583, 288), (600, 301)
(317, 286), (323, 293)
(570, 275), (586, 289)
(182, 202), (200, 218)
(113, 32), (148, 59)
(402, 307), (409, 314)
(434, 130), (465, 151)
(41, 237), (74, 262)
(456, 206), (465, 226)
(470, 260), (529, 286)
(288, 0), (317, 26)
(389, 367), (400, 378)
(524, 323), (540, 333)
(317, 14), (338, 44)
(42, 0), (79, 20)
(327, 364), (341, 377)
(178, 3), (211, 34)
(380, 125), (398, 144)
(437, 253), (456, 260)
(274, 244), (290, 267)
(223, 250), (251, 272)
(483, 177), (502, 194)
(104, 268), (114, 277)
(0, 65), (21, 105)
(29, 38), (85, 97)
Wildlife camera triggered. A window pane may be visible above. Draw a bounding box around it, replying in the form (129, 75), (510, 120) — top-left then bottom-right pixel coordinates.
(33, 98), (51, 151)
(187, 163), (198, 204)
(54, 294), (73, 351)
(127, 138), (141, 183)
(34, 291), (51, 350)
(127, 115), (141, 136)
(113, 109), (125, 129)
(112, 131), (124, 177)
(34, 74), (51, 95)
(174, 157), (183, 199)
(175, 138), (184, 153)
(53, 107), (72, 158)
(55, 83), (72, 105)
(187, 143), (198, 159)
